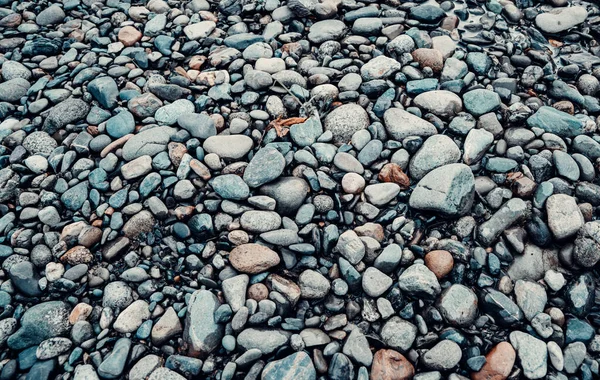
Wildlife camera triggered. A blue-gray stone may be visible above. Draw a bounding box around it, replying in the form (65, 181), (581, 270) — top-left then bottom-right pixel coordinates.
(88, 76), (119, 109)
(42, 98), (91, 135)
(183, 290), (223, 357)
(97, 338), (131, 379)
(106, 110), (135, 138)
(177, 113), (216, 139)
(261, 351), (316, 380)
(527, 106), (584, 137)
(211, 174), (249, 200)
(406, 78), (438, 96)
(290, 117), (323, 147)
(61, 182), (89, 211)
(243, 147), (285, 188)
(7, 301), (70, 350)
(463, 89), (501, 117)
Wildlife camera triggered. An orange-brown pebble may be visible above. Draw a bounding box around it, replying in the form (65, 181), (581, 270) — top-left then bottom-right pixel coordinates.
(247, 283), (269, 301)
(378, 163), (410, 189)
(471, 342), (516, 380)
(424, 250), (454, 279)
(69, 303), (93, 324)
(118, 26), (142, 47)
(370, 349), (415, 380)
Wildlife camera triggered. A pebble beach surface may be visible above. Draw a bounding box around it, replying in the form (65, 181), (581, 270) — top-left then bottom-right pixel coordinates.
(0, 0), (600, 379)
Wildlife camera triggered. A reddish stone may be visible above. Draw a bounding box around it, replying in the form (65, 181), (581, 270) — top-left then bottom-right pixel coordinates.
(471, 342), (516, 380)
(424, 250), (454, 279)
(371, 349), (415, 380)
(412, 48), (444, 73)
(118, 26), (142, 47)
(379, 163), (410, 189)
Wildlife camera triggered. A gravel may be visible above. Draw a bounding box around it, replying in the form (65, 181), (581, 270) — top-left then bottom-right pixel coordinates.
(0, 1), (599, 379)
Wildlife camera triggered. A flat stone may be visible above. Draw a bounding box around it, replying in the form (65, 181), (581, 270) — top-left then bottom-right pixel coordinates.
(184, 290), (224, 357)
(509, 331), (547, 379)
(413, 90), (462, 118)
(261, 351), (316, 380)
(203, 135), (253, 159)
(409, 163), (475, 217)
(383, 108), (438, 140)
(535, 6), (587, 34)
(229, 243), (280, 274)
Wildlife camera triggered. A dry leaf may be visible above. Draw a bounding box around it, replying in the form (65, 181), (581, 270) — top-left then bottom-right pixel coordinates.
(378, 163), (410, 189)
(266, 116), (308, 138)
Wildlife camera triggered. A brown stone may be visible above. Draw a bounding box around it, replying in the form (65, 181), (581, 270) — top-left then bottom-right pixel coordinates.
(189, 55), (207, 70)
(127, 93), (162, 119)
(371, 349), (415, 380)
(118, 26), (142, 47)
(247, 283), (269, 301)
(69, 303), (93, 324)
(0, 13), (22, 28)
(441, 15), (459, 31)
(78, 225), (102, 247)
(355, 223), (385, 242)
(378, 163), (410, 189)
(61, 246), (93, 265)
(411, 48), (444, 73)
(168, 142), (187, 167)
(61, 221), (88, 244)
(229, 243), (280, 274)
(513, 176), (537, 197)
(424, 250), (454, 279)
(471, 342), (516, 380)
(553, 100), (574, 115)
(190, 159), (211, 180)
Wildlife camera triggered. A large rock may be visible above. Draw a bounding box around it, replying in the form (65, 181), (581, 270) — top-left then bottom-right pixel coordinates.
(437, 284), (478, 327)
(472, 342), (516, 380)
(243, 146), (286, 188)
(398, 263), (440, 298)
(370, 349), (414, 380)
(527, 106), (585, 137)
(507, 244), (559, 281)
(308, 20), (347, 43)
(509, 331), (547, 379)
(380, 317), (417, 352)
(324, 103), (369, 145)
(480, 288), (523, 325)
(409, 163), (475, 217)
(383, 108), (437, 140)
(7, 301), (70, 350)
(0, 78), (30, 102)
(574, 221), (600, 268)
(478, 198), (529, 246)
(535, 6), (587, 34)
(183, 290), (223, 357)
